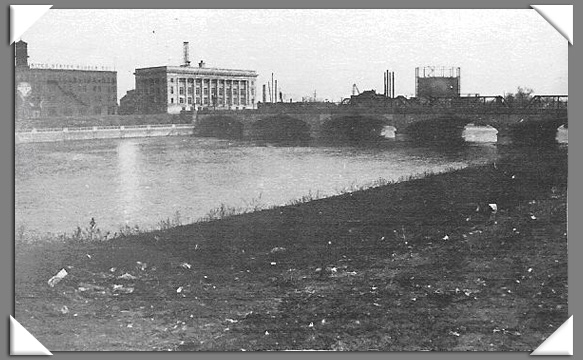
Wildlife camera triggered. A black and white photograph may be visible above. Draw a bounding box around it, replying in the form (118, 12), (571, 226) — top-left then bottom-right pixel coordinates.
(13, 7), (569, 352)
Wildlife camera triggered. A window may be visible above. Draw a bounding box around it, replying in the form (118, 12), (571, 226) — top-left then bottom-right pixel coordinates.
(170, 86), (174, 94)
(179, 97), (184, 104)
(171, 98), (174, 103)
(179, 87), (184, 95)
(170, 78), (174, 83)
(188, 97), (192, 104)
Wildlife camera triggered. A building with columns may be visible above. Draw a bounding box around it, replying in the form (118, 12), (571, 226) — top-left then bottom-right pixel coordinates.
(134, 43), (258, 114)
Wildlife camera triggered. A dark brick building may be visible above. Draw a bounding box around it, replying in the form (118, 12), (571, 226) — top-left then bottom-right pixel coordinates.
(15, 40), (118, 119)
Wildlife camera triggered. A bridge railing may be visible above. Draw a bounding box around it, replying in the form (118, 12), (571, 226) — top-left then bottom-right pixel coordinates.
(366, 95), (567, 115)
(524, 95), (568, 110)
(195, 94), (567, 117)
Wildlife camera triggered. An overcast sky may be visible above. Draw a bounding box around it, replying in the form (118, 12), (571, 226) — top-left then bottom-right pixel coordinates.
(20, 9), (568, 103)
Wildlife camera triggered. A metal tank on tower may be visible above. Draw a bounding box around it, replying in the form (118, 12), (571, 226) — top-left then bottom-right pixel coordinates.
(415, 66), (461, 99)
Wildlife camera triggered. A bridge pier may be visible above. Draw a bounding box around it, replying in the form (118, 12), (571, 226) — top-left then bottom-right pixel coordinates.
(495, 127), (514, 146)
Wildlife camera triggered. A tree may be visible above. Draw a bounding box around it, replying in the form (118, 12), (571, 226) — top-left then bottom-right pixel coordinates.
(504, 86), (534, 107)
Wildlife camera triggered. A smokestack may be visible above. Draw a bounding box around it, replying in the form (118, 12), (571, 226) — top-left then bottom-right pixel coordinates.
(15, 40), (30, 69)
(392, 72), (395, 98)
(183, 42), (191, 67)
(384, 71), (388, 97)
(262, 84), (267, 103)
(275, 80), (278, 102)
(388, 71), (392, 99)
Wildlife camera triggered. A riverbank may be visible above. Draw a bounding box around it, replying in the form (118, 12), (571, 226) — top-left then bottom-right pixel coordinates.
(14, 146), (568, 351)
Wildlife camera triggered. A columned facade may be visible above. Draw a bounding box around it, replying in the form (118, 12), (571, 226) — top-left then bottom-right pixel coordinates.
(134, 65), (257, 114)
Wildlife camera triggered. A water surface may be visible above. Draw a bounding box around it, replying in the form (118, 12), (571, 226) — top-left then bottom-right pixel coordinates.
(16, 126), (565, 236)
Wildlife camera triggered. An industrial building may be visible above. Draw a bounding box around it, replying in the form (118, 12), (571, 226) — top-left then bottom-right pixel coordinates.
(15, 40), (118, 119)
(133, 42), (258, 114)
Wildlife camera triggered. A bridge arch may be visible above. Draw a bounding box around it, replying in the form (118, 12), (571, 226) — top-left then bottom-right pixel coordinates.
(195, 115), (244, 139)
(556, 125), (568, 143)
(322, 115), (388, 143)
(462, 124), (498, 143)
(399, 115), (472, 144)
(249, 115), (311, 142)
(494, 119), (568, 146)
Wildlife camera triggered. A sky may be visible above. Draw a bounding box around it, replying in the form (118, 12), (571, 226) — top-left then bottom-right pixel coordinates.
(20, 9), (568, 103)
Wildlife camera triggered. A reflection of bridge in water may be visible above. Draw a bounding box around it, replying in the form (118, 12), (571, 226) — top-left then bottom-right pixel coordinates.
(194, 95), (568, 146)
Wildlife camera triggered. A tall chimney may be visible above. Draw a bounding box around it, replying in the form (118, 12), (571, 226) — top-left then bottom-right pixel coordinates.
(384, 71), (387, 97)
(262, 84), (267, 103)
(183, 42), (191, 67)
(15, 40), (29, 69)
(388, 71), (392, 99)
(392, 72), (395, 98)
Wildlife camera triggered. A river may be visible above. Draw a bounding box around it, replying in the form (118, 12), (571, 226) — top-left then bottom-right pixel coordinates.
(14, 126), (567, 238)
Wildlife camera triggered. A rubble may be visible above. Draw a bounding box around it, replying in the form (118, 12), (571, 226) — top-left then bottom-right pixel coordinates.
(48, 268), (68, 287)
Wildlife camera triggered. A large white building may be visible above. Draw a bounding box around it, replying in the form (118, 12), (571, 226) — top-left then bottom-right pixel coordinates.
(134, 42), (258, 114)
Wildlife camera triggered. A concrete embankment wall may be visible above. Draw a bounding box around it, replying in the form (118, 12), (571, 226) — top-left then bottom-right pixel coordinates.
(16, 113), (194, 131)
(15, 124), (194, 144)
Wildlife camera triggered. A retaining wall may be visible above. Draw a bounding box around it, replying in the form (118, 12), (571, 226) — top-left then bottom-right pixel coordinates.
(15, 124), (194, 144)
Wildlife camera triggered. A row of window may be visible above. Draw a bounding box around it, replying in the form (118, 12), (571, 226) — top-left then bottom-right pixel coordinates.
(41, 94), (117, 103)
(20, 73), (115, 84)
(32, 83), (116, 93)
(170, 97), (246, 106)
(43, 105), (116, 117)
(170, 86), (248, 95)
(169, 78), (254, 87)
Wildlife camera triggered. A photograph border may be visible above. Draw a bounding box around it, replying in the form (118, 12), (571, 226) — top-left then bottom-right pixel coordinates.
(3, 0), (578, 359)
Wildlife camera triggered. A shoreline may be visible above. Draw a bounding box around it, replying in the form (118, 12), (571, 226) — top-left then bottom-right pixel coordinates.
(15, 145), (568, 351)
(16, 162), (480, 241)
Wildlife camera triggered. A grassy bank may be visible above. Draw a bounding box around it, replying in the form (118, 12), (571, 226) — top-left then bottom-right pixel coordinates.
(14, 146), (568, 351)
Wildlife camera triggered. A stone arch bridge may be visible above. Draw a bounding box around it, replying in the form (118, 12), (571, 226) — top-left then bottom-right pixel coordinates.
(194, 96), (568, 145)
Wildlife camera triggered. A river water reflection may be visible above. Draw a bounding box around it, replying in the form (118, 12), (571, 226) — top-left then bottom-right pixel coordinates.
(14, 127), (567, 236)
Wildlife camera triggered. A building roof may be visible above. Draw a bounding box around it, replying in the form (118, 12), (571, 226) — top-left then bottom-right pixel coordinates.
(134, 65), (257, 78)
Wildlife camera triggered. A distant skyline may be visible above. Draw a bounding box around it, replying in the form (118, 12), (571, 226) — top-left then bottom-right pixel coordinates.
(20, 9), (568, 103)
